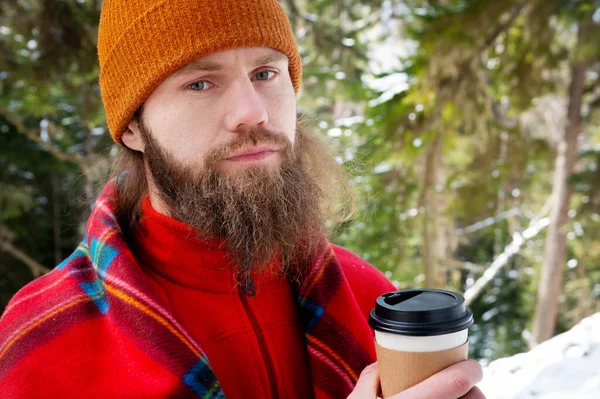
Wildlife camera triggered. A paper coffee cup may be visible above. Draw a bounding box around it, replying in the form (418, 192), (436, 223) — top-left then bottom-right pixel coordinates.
(369, 289), (474, 398)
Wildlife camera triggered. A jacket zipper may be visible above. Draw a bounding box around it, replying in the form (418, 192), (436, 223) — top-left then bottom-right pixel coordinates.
(239, 280), (280, 399)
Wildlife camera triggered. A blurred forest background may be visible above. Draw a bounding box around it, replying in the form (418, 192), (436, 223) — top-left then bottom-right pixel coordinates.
(1, 0), (600, 364)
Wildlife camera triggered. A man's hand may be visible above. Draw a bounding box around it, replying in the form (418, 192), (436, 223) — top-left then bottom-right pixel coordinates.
(348, 360), (486, 399)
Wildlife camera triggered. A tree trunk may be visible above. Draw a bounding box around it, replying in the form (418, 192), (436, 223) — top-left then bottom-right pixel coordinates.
(420, 133), (453, 288)
(77, 88), (96, 240)
(495, 132), (509, 257)
(532, 16), (591, 344)
(574, 261), (591, 325)
(52, 176), (62, 266)
(77, 173), (94, 240)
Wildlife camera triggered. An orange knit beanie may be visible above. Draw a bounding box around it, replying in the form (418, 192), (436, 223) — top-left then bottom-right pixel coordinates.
(98, 0), (302, 144)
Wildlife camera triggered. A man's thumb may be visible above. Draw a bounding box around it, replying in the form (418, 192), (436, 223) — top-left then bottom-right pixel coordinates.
(348, 362), (380, 399)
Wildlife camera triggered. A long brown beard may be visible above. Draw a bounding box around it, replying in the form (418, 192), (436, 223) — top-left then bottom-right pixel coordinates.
(139, 121), (329, 281)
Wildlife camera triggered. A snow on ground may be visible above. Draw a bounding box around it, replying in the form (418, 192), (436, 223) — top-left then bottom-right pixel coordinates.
(479, 312), (600, 399)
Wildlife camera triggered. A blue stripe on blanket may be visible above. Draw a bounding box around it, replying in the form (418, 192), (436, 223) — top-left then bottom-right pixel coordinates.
(183, 358), (224, 398)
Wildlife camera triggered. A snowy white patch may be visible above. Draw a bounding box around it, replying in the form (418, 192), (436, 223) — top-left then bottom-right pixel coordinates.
(335, 115), (365, 127)
(364, 73), (410, 107)
(479, 312), (600, 399)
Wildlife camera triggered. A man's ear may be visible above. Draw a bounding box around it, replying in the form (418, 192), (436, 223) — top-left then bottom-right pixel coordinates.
(122, 119), (145, 152)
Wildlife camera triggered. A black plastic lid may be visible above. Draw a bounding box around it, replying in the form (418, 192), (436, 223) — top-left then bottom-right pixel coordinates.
(368, 289), (474, 336)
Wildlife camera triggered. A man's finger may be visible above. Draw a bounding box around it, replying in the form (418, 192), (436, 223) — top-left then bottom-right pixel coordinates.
(460, 386), (486, 399)
(348, 362), (380, 399)
(392, 359), (484, 399)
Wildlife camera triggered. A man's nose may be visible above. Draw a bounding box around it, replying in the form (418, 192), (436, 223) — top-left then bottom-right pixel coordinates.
(223, 79), (269, 132)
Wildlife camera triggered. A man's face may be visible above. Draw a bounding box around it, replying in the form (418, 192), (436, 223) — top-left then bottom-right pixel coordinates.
(124, 46), (297, 175)
(121, 46), (333, 277)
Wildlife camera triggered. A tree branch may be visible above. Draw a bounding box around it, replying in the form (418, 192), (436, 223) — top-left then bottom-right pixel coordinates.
(464, 213), (551, 306)
(585, 84), (600, 111)
(479, 0), (529, 53)
(0, 227), (51, 277)
(456, 207), (522, 235)
(283, 0), (301, 21)
(0, 103), (87, 169)
(445, 257), (486, 273)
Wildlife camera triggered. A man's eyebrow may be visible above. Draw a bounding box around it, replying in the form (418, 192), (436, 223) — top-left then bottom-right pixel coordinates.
(173, 50), (288, 77)
(253, 50), (288, 67)
(174, 60), (223, 77)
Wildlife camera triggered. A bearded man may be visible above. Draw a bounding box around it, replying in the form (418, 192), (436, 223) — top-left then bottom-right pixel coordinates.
(0, 1), (485, 398)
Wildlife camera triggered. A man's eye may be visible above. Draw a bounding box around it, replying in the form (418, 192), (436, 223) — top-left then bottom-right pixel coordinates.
(188, 81), (212, 91)
(255, 71), (276, 81)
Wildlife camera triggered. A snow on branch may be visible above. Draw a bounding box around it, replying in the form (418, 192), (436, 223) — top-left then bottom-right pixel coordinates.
(0, 103), (88, 170)
(456, 207), (522, 235)
(464, 216), (550, 306)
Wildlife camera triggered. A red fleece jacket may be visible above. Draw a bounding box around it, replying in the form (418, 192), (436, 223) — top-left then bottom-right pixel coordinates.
(132, 197), (395, 398)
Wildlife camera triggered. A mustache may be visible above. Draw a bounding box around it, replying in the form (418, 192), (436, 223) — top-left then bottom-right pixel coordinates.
(204, 127), (293, 166)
